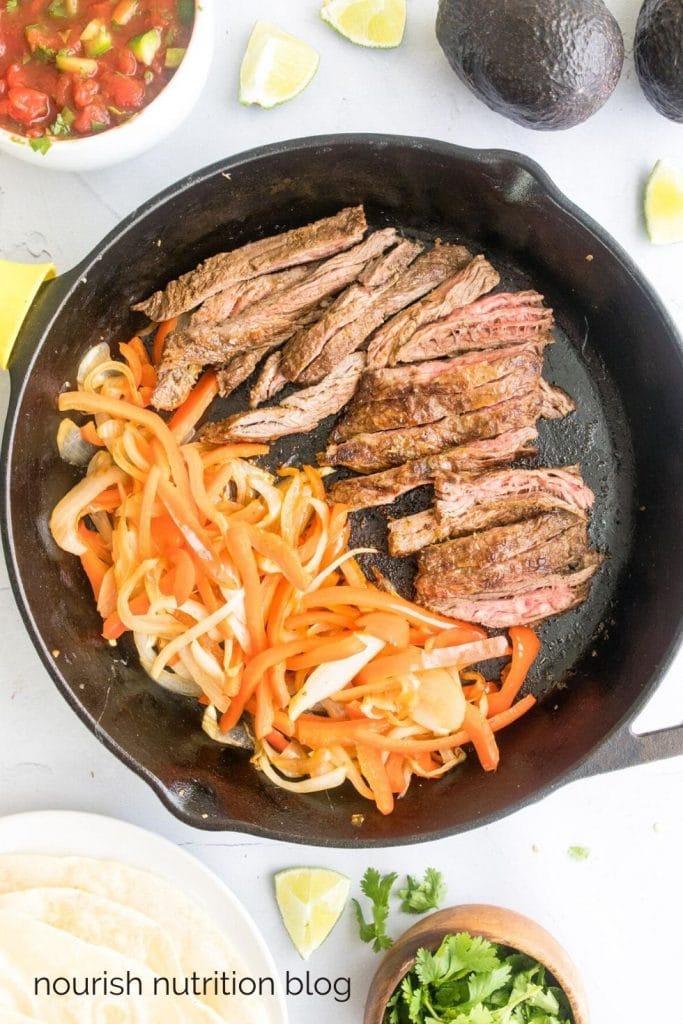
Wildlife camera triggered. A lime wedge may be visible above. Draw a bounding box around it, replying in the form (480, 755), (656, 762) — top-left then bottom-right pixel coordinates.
(239, 21), (320, 109)
(274, 867), (350, 959)
(644, 160), (683, 245)
(320, 0), (407, 48)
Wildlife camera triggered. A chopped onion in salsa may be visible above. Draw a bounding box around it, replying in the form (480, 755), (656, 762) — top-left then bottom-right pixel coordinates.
(0, 0), (194, 146)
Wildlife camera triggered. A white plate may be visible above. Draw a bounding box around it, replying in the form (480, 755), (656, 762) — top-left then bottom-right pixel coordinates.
(0, 810), (288, 1024)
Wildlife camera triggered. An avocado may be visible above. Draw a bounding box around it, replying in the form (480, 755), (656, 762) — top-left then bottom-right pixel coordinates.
(635, 0), (683, 122)
(436, 0), (625, 131)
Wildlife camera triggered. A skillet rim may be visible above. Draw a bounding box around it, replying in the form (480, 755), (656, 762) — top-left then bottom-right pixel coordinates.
(3, 133), (683, 846)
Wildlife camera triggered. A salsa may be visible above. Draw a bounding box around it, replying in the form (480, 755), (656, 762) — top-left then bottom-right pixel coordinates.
(0, 0), (194, 148)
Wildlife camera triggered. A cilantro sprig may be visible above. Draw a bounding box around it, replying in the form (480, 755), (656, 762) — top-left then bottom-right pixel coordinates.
(385, 933), (571, 1024)
(352, 868), (397, 952)
(399, 867), (448, 914)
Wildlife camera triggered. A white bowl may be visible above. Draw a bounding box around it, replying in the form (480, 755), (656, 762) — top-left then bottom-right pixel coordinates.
(0, 0), (213, 172)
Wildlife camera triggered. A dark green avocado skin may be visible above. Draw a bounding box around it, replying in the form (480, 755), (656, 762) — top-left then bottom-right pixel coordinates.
(436, 0), (625, 131)
(635, 0), (683, 121)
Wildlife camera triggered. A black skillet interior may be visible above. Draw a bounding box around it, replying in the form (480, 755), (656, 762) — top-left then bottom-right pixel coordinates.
(4, 136), (683, 846)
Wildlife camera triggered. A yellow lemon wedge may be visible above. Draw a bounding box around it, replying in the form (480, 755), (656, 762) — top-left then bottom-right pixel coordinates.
(274, 867), (350, 960)
(644, 160), (683, 245)
(320, 0), (407, 48)
(239, 22), (320, 109)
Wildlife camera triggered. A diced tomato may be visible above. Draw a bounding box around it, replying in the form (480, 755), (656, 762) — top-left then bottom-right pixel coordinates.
(116, 48), (138, 76)
(73, 101), (110, 135)
(6, 87), (50, 126)
(105, 73), (145, 111)
(54, 74), (72, 108)
(72, 76), (100, 110)
(6, 63), (27, 89)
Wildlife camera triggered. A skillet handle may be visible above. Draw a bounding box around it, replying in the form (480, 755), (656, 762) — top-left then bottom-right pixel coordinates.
(570, 719), (683, 781)
(0, 260), (57, 369)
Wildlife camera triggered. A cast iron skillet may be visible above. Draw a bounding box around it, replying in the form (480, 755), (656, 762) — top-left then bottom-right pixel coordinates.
(3, 135), (683, 847)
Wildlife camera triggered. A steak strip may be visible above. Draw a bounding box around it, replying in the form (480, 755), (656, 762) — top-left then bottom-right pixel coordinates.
(279, 238), (424, 381)
(395, 290), (555, 363)
(200, 353), (365, 444)
(190, 264), (316, 327)
(388, 466), (595, 557)
(366, 255), (501, 369)
(170, 229), (398, 367)
(331, 346), (543, 441)
(249, 351), (288, 408)
(321, 390), (542, 473)
(326, 427), (539, 509)
(416, 557), (603, 628)
(133, 205), (368, 321)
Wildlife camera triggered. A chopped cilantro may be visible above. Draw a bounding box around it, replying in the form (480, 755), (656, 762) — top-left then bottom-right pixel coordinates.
(352, 868), (397, 953)
(399, 868), (447, 914)
(91, 120), (107, 132)
(49, 109), (74, 135)
(5, 0), (19, 10)
(568, 845), (590, 861)
(34, 44), (56, 62)
(29, 136), (52, 155)
(47, 0), (66, 15)
(386, 932), (571, 1024)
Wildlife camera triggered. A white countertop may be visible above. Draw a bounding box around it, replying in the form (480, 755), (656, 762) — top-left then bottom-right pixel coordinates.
(0, 1), (682, 1021)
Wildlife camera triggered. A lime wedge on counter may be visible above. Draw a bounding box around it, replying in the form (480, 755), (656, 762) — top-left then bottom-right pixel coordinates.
(274, 867), (350, 959)
(320, 0), (407, 48)
(239, 21), (320, 108)
(644, 160), (683, 245)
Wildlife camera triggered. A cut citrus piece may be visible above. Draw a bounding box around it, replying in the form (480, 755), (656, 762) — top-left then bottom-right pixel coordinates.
(239, 21), (320, 109)
(274, 867), (350, 959)
(644, 159), (683, 245)
(320, 0), (407, 48)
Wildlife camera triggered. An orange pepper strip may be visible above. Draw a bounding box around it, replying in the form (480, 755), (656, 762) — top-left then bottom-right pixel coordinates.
(160, 549), (196, 605)
(356, 636), (509, 686)
(119, 341), (143, 387)
(340, 557), (367, 588)
(265, 730), (289, 753)
(150, 514), (184, 553)
(356, 612), (410, 648)
(356, 744), (394, 816)
(462, 702), (500, 772)
(303, 464), (326, 500)
(296, 715), (385, 748)
(153, 317), (178, 366)
(424, 622), (488, 647)
(102, 593), (150, 641)
(219, 638), (317, 733)
(80, 421), (105, 447)
(128, 335), (152, 366)
(284, 610), (358, 632)
(487, 626), (541, 716)
(301, 585), (468, 631)
(80, 549), (108, 601)
(254, 680), (275, 739)
(385, 752), (409, 795)
(168, 370), (219, 442)
(224, 522), (266, 655)
(77, 522), (110, 561)
(201, 443), (270, 466)
(244, 524), (311, 591)
(273, 711), (295, 737)
(286, 633), (366, 671)
(330, 679), (402, 703)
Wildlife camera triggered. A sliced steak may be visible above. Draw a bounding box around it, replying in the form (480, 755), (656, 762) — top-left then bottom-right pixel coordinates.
(190, 264), (315, 326)
(279, 239), (423, 381)
(326, 427), (538, 509)
(541, 379), (577, 418)
(200, 353), (365, 444)
(292, 243), (473, 385)
(332, 347), (543, 441)
(172, 229), (398, 366)
(133, 205), (367, 321)
(249, 351), (288, 408)
(388, 467), (595, 556)
(416, 556), (603, 628)
(321, 390), (542, 473)
(366, 255), (501, 369)
(395, 290), (555, 363)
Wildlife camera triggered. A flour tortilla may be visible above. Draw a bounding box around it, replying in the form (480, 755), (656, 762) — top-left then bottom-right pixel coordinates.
(0, 911), (223, 1024)
(0, 856), (270, 1024)
(0, 888), (183, 979)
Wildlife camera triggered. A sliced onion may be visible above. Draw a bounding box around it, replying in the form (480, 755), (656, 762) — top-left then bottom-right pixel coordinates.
(255, 746), (347, 793)
(134, 632), (201, 697)
(77, 342), (111, 387)
(202, 704), (254, 750)
(57, 418), (97, 467)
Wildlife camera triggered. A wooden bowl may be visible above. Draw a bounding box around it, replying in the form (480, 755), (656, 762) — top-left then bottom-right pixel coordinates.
(364, 904), (589, 1024)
